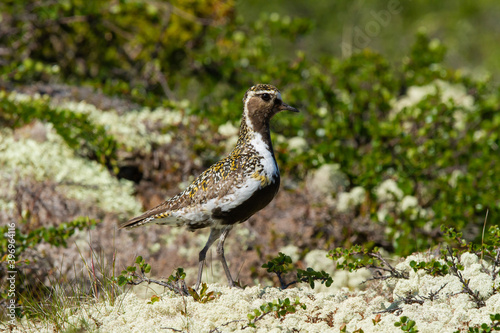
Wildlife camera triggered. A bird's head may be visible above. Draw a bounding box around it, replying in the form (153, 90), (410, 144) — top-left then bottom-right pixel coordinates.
(242, 84), (299, 132)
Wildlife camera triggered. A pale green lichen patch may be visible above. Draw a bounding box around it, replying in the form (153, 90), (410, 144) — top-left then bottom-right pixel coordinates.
(56, 100), (185, 152)
(0, 125), (141, 218)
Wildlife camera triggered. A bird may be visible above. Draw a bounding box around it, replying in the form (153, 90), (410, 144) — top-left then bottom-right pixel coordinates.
(120, 84), (299, 290)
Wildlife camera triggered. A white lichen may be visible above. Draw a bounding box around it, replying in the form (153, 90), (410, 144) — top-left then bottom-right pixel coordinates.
(279, 244), (300, 263)
(0, 125), (141, 218)
(217, 121), (239, 137)
(391, 80), (475, 132)
(287, 136), (308, 154)
(16, 250), (499, 333)
(375, 179), (404, 202)
(8, 92), (185, 153)
(306, 164), (349, 205)
(337, 186), (366, 212)
(399, 195), (418, 212)
(393, 80), (474, 114)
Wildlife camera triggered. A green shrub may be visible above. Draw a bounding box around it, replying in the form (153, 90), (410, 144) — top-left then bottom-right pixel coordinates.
(0, 0), (234, 105)
(1, 0), (499, 257)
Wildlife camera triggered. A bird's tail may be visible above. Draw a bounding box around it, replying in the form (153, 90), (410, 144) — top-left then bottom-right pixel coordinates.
(120, 207), (174, 229)
(119, 216), (149, 229)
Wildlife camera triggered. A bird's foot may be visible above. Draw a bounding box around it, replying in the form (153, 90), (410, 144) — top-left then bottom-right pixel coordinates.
(228, 279), (244, 289)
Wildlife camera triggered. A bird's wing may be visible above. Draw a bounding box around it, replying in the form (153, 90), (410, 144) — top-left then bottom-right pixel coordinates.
(120, 153), (259, 229)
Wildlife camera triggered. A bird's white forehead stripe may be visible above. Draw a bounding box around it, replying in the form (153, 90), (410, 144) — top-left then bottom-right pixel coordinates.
(246, 90), (282, 100)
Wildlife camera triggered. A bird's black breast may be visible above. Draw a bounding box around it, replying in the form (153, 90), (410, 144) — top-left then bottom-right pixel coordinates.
(211, 176), (280, 225)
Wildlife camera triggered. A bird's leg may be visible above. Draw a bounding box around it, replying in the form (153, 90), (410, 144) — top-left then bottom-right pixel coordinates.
(216, 226), (235, 288)
(195, 227), (221, 290)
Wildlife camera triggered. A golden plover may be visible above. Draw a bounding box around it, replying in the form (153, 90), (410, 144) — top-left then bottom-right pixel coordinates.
(120, 84), (299, 289)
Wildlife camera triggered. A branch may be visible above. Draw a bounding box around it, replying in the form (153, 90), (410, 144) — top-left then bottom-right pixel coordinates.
(160, 327), (185, 332)
(445, 247), (486, 308)
(128, 270), (189, 296)
(422, 283), (448, 301)
(207, 320), (245, 333)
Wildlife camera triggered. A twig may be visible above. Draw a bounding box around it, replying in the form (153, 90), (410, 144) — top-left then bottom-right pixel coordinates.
(240, 310), (273, 330)
(208, 320), (245, 333)
(274, 271), (333, 290)
(376, 282), (448, 317)
(360, 251), (409, 282)
(492, 249), (500, 281)
(481, 209), (489, 261)
(128, 271), (189, 296)
(445, 247), (486, 308)
(422, 283), (448, 301)
(275, 271), (289, 289)
(400, 292), (424, 305)
(160, 327), (185, 332)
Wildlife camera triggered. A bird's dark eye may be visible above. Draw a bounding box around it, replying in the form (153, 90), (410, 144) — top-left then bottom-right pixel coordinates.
(261, 93), (271, 102)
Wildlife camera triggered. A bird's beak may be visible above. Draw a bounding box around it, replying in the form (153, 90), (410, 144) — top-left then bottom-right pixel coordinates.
(278, 102), (300, 113)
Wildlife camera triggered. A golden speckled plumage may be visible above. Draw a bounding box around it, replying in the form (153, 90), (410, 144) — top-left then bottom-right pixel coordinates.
(120, 84), (299, 289)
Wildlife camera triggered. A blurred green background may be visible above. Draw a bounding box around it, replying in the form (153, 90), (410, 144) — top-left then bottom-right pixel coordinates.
(238, 0), (500, 79)
(2, 0), (500, 104)
(1, 0), (500, 313)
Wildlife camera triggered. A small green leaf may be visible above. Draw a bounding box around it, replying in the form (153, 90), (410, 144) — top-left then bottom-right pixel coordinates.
(149, 295), (160, 304)
(117, 275), (127, 286)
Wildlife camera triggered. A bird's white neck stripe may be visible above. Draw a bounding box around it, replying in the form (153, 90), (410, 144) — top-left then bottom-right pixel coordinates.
(249, 133), (279, 178)
(243, 102), (254, 131)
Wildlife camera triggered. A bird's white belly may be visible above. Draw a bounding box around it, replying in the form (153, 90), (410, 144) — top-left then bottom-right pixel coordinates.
(165, 176), (261, 228)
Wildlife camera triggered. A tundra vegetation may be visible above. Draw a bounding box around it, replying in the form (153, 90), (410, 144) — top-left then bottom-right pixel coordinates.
(0, 1), (499, 332)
